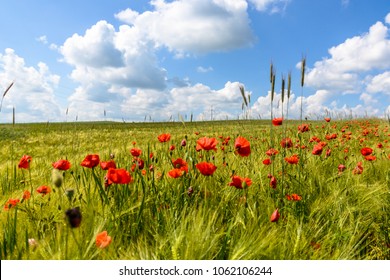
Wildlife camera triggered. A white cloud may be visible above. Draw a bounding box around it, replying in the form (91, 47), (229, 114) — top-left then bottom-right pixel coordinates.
(197, 66), (214, 73)
(61, 21), (124, 68)
(386, 12), (390, 25)
(359, 92), (378, 106)
(250, 89), (381, 120)
(116, 0), (254, 55)
(36, 35), (48, 44)
(248, 0), (290, 13)
(59, 0), (258, 122)
(166, 81), (244, 118)
(65, 81), (246, 122)
(366, 71), (390, 94)
(60, 20), (167, 93)
(114, 8), (139, 25)
(306, 20), (390, 94)
(0, 48), (61, 122)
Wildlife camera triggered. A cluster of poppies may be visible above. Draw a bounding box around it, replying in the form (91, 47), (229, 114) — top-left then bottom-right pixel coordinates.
(4, 117), (389, 251)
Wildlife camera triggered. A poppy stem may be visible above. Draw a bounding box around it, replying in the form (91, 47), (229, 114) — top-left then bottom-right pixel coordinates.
(70, 228), (82, 259)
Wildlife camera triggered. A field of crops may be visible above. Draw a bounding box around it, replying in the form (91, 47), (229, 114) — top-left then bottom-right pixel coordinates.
(0, 119), (389, 260)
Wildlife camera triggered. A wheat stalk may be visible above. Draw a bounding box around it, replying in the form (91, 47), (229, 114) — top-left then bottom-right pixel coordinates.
(300, 56), (306, 87)
(239, 84), (248, 107)
(0, 81), (14, 112)
(281, 75), (285, 104)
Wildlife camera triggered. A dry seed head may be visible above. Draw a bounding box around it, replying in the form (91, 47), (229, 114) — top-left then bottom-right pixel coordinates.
(2, 81), (14, 98)
(301, 56), (306, 87)
(239, 85), (248, 107)
(271, 74), (276, 102)
(281, 75), (285, 103)
(287, 72), (292, 99)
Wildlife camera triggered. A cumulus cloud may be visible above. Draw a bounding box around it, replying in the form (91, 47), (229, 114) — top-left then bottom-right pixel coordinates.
(303, 16), (390, 118)
(114, 8), (139, 25)
(61, 20), (167, 94)
(386, 12), (390, 25)
(66, 81), (246, 122)
(306, 21), (390, 94)
(115, 0), (254, 56)
(59, 0), (258, 121)
(366, 71), (390, 94)
(250, 89), (381, 120)
(61, 21), (124, 68)
(0, 48), (61, 122)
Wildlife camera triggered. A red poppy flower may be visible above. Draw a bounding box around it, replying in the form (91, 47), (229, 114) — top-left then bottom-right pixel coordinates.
(222, 136), (231, 146)
(4, 198), (20, 211)
(364, 155), (376, 161)
(22, 190), (31, 200)
(96, 231), (112, 249)
(286, 193), (302, 201)
(37, 185), (51, 196)
(360, 147), (373, 156)
(105, 168), (132, 185)
(196, 137), (218, 152)
(270, 176), (277, 188)
(310, 241), (321, 250)
(52, 159), (71, 170)
(131, 157), (144, 171)
(270, 208), (280, 222)
(229, 175), (252, 189)
(281, 138), (293, 148)
(158, 133), (171, 143)
(310, 136), (321, 143)
(18, 155), (32, 169)
(234, 136), (251, 157)
(167, 168), (184, 178)
(298, 124), (310, 133)
(130, 148), (142, 157)
(195, 162), (217, 176)
(272, 117), (283, 126)
(324, 117), (331, 122)
(352, 162), (363, 175)
(169, 145), (175, 151)
(262, 158), (272, 165)
(312, 144), (323, 155)
(172, 158), (188, 173)
(266, 148), (279, 156)
(81, 154), (100, 168)
(338, 164), (346, 173)
(100, 160), (117, 170)
(285, 154), (299, 164)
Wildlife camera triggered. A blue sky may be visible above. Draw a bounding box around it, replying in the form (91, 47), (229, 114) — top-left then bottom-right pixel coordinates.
(0, 0), (389, 122)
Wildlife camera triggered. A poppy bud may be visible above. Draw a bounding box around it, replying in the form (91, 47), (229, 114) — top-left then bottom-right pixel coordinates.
(65, 189), (75, 202)
(187, 187), (194, 196)
(270, 208), (280, 222)
(65, 207), (82, 228)
(181, 139), (187, 147)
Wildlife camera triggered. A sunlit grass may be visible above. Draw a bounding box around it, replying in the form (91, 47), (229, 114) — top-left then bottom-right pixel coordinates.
(0, 119), (389, 260)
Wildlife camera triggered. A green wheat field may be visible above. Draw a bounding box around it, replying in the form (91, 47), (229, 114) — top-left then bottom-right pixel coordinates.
(0, 118), (389, 260)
